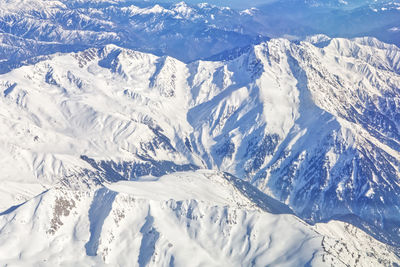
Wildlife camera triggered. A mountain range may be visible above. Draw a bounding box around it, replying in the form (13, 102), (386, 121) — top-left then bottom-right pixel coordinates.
(0, 0), (399, 265)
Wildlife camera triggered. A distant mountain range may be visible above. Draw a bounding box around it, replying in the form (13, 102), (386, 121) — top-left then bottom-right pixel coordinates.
(0, 0), (398, 68)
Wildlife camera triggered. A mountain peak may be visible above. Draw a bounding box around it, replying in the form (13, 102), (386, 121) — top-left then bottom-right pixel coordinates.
(0, 0), (66, 12)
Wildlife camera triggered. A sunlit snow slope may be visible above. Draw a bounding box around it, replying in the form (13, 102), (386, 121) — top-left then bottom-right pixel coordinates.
(1, 36), (400, 245)
(0, 170), (398, 266)
(0, 36), (400, 264)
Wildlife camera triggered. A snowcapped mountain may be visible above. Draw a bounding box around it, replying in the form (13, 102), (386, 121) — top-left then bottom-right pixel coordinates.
(0, 33), (400, 264)
(1, 0), (400, 265)
(0, 0), (267, 68)
(255, 0), (400, 45)
(0, 170), (398, 266)
(0, 0), (398, 72)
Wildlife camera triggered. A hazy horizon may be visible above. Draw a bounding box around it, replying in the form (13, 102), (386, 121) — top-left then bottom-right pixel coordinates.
(149, 0), (278, 9)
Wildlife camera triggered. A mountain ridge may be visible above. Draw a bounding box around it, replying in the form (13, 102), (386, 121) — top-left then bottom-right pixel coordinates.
(0, 170), (398, 266)
(0, 0), (398, 71)
(0, 37), (399, 251)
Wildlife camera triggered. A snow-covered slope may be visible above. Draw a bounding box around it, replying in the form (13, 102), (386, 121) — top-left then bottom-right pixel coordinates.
(0, 36), (400, 262)
(0, 44), (200, 210)
(0, 170), (398, 266)
(197, 37), (400, 246)
(1, 0), (400, 264)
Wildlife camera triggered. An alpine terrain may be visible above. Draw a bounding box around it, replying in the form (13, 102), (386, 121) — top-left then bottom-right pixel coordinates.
(0, 0), (399, 266)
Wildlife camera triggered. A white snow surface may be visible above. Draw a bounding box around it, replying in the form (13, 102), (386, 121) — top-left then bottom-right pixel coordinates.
(0, 170), (398, 266)
(0, 36), (400, 265)
(105, 172), (249, 206)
